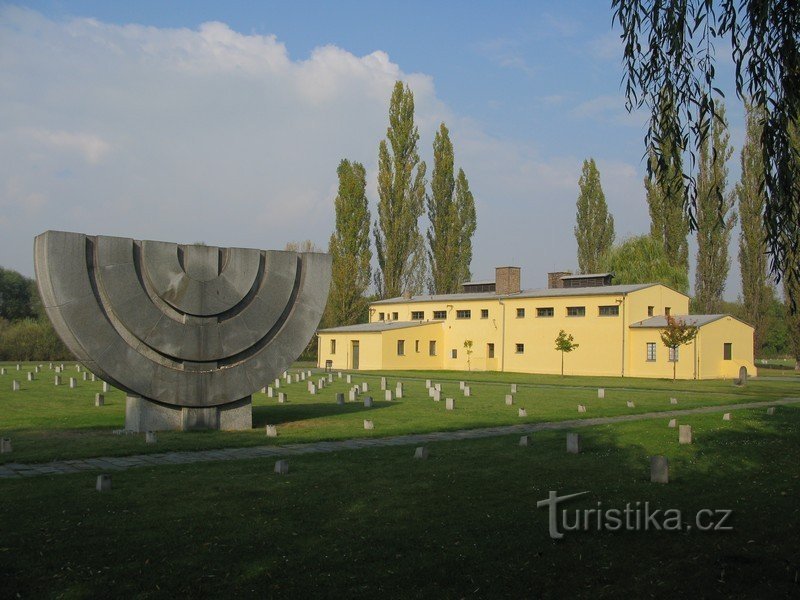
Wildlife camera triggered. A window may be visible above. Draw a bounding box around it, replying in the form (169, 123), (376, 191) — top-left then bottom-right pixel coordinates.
(451, 349), (458, 359)
(378, 312), (385, 321)
(646, 342), (656, 362)
(598, 305), (619, 316)
(669, 346), (679, 362)
(392, 312), (399, 321)
(516, 308), (525, 318)
(537, 307), (554, 317)
(665, 307), (671, 317)
(723, 343), (732, 360)
(487, 343), (495, 358)
(481, 309), (489, 319)
(330, 339), (336, 354)
(433, 310), (447, 319)
(647, 306), (654, 317)
(456, 310), (471, 319)
(567, 306), (586, 317)
(397, 340), (405, 356)
(415, 340), (420, 353)
(429, 340), (437, 356)
(411, 311), (424, 320)
(515, 343), (525, 354)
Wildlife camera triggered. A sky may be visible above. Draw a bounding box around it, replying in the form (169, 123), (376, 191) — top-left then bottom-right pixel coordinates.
(0, 1), (748, 298)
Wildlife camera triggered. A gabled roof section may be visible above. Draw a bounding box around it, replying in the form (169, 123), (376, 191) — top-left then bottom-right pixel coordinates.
(371, 283), (660, 305)
(630, 314), (736, 328)
(318, 321), (442, 334)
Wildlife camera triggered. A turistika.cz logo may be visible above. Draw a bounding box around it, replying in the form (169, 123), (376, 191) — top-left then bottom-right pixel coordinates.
(536, 491), (733, 539)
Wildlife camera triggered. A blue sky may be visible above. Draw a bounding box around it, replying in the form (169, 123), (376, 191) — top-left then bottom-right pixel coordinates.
(1, 1), (747, 297)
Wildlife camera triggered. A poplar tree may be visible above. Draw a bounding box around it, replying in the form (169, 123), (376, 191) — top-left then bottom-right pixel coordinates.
(645, 91), (689, 275)
(454, 168), (476, 286)
(694, 102), (736, 314)
(574, 158), (615, 273)
(374, 81), (427, 298)
(326, 159), (371, 327)
(737, 103), (773, 353)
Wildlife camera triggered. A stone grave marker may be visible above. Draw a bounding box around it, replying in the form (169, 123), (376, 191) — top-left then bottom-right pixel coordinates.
(0, 438), (11, 453)
(434, 383), (441, 392)
(145, 431), (157, 444)
(425, 379), (431, 388)
(385, 390), (393, 402)
(327, 374), (333, 383)
(363, 419), (374, 430)
(445, 397), (454, 410)
(566, 433), (581, 454)
(274, 378), (280, 388)
(336, 392), (345, 405)
(361, 382), (368, 393)
(95, 393), (104, 407)
(267, 386), (274, 397)
(346, 374), (352, 383)
(679, 425), (692, 444)
(767, 407), (776, 415)
(722, 413), (731, 421)
(96, 474), (112, 492)
(274, 460), (289, 475)
(650, 456), (669, 484)
(459, 381), (465, 390)
(395, 382), (403, 398)
(463, 386), (471, 397)
(433, 390), (441, 402)
(69, 378), (77, 389)
(670, 398), (678, 405)
(518, 408), (527, 417)
(380, 377), (387, 390)
(626, 401), (635, 408)
(598, 388), (605, 399)
(266, 425), (278, 438)
(278, 392), (287, 403)
(349, 389), (357, 402)
(102, 382), (109, 393)
(511, 384), (517, 394)
(364, 396), (373, 408)
(668, 419), (676, 428)
(505, 394), (514, 406)
(309, 383), (317, 395)
(54, 375), (61, 386)
(519, 435), (530, 446)
(414, 446), (429, 460)
(0, 368), (5, 375)
(12, 380), (20, 391)
(577, 404), (586, 413)
(82, 372), (88, 381)
(27, 372), (34, 382)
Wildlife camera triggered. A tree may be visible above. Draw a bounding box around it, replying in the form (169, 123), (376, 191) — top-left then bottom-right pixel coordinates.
(737, 102), (774, 353)
(785, 120), (800, 369)
(574, 158), (615, 273)
(454, 168), (476, 289)
(659, 316), (698, 381)
(613, 0), (800, 291)
(0, 267), (35, 321)
(645, 90), (689, 274)
(326, 159), (372, 328)
(695, 101), (736, 314)
(427, 123), (457, 293)
(554, 330), (579, 376)
(284, 240), (322, 253)
(463, 339), (474, 371)
(374, 81), (427, 298)
(600, 235), (689, 294)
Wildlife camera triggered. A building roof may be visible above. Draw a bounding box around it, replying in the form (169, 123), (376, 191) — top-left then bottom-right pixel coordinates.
(560, 272), (613, 280)
(318, 321), (440, 334)
(461, 280), (495, 286)
(371, 283), (659, 305)
(630, 314), (727, 328)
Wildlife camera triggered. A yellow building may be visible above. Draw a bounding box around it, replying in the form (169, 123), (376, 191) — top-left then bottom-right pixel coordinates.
(318, 268), (755, 380)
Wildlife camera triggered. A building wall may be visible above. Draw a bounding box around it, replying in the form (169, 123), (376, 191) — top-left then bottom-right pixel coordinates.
(317, 332), (384, 371)
(379, 324), (444, 370)
(696, 317), (756, 379)
(627, 329), (699, 379)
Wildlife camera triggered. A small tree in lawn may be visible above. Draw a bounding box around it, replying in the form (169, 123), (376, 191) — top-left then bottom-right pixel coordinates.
(463, 339), (473, 371)
(555, 330), (579, 377)
(659, 316), (698, 381)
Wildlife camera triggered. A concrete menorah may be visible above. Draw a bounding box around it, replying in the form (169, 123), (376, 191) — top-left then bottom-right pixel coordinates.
(35, 230), (331, 431)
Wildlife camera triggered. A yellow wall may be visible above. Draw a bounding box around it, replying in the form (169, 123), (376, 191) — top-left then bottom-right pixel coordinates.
(696, 317), (756, 379)
(627, 329), (699, 379)
(379, 323), (444, 370)
(317, 332), (384, 371)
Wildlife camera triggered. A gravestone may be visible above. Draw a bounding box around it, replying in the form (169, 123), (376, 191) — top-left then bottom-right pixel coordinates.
(445, 398), (454, 410)
(518, 408), (527, 417)
(82, 372), (88, 381)
(318, 378), (325, 389)
(267, 386), (274, 397)
(577, 404), (586, 413)
(274, 460), (289, 475)
(433, 390), (441, 402)
(395, 382), (403, 398)
(348, 389), (357, 402)
(566, 433), (581, 454)
(76, 365), (81, 372)
(361, 382), (368, 393)
(95, 393), (104, 407)
(265, 425), (278, 438)
(274, 378), (280, 388)
(364, 396), (373, 408)
(327, 374), (333, 383)
(145, 431), (157, 444)
(16, 364), (20, 371)
(679, 425), (693, 444)
(0, 438), (11, 453)
(385, 390), (393, 402)
(429, 387), (436, 398)
(338, 372), (342, 379)
(722, 413), (731, 421)
(69, 377), (77, 389)
(435, 383), (441, 392)
(0, 368), (5, 375)
(459, 381), (465, 390)
(11, 379), (20, 391)
(346, 374), (352, 383)
(626, 401), (635, 408)
(425, 379), (431, 388)
(27, 372), (34, 382)
(736, 366), (748, 386)
(463, 386), (471, 397)
(300, 372), (306, 381)
(336, 393), (345, 405)
(91, 373), (96, 382)
(34, 366), (40, 373)
(363, 419), (374, 430)
(96, 474), (112, 492)
(670, 398), (678, 405)
(414, 446), (429, 460)
(668, 418), (676, 428)
(102, 382), (109, 393)
(278, 392), (287, 403)
(309, 383), (317, 395)
(54, 375), (61, 386)
(505, 394), (514, 406)
(55, 366), (62, 373)
(598, 388), (605, 399)
(650, 456), (669, 484)
(307, 381), (315, 392)
(380, 377), (387, 390)
(519, 435), (530, 446)
(511, 384), (517, 394)
(767, 407), (776, 415)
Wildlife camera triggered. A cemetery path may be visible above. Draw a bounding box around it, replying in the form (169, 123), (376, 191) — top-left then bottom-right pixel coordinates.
(1, 397), (798, 479)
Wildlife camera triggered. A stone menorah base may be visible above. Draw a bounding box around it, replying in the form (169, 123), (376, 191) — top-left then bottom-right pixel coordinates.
(124, 396), (252, 432)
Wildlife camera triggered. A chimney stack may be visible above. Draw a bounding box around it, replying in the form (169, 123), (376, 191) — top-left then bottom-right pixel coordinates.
(547, 271), (571, 289)
(495, 267), (521, 295)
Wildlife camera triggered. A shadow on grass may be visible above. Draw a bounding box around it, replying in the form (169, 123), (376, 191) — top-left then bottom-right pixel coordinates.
(253, 401), (394, 427)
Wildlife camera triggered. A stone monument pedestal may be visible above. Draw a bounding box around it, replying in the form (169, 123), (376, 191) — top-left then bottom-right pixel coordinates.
(124, 396), (252, 431)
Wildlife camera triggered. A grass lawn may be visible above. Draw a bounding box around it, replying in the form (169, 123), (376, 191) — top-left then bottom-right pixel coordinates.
(1, 362), (798, 464)
(1, 406), (798, 598)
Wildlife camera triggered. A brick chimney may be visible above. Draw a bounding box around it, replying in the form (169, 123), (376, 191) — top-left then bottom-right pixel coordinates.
(495, 266), (521, 295)
(548, 271), (571, 289)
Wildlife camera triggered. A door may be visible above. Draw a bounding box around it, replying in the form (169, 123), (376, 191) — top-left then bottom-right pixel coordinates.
(352, 340), (360, 370)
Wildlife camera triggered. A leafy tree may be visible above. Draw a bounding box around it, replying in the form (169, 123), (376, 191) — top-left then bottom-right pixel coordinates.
(463, 339), (474, 371)
(454, 168), (476, 288)
(574, 158), (615, 273)
(737, 102), (774, 353)
(659, 316), (698, 381)
(613, 0), (800, 289)
(645, 90), (689, 274)
(326, 159), (372, 328)
(600, 235), (689, 294)
(785, 120), (800, 369)
(0, 318), (71, 361)
(695, 101), (736, 314)
(374, 81), (427, 298)
(284, 240), (322, 253)
(427, 123), (457, 293)
(0, 267), (35, 321)
(554, 330), (579, 376)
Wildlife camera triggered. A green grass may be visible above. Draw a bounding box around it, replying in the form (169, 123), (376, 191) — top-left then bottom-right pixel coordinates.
(1, 362), (798, 464)
(1, 406), (799, 598)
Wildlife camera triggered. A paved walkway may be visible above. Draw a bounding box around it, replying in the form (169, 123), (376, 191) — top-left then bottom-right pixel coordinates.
(1, 398), (798, 480)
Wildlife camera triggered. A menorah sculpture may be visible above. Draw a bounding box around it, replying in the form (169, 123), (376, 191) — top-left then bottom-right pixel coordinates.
(34, 231), (331, 431)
